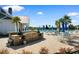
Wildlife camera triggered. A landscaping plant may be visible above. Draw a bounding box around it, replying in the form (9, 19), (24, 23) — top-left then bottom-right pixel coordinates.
(39, 47), (49, 54)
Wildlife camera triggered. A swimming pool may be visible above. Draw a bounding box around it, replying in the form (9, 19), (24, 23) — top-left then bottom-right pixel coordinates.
(39, 29), (75, 33)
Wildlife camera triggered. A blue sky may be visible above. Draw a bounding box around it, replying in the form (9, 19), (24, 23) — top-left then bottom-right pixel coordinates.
(2, 5), (79, 27)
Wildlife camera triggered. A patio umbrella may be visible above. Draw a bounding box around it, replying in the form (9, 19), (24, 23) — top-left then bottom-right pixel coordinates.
(65, 22), (67, 31)
(62, 22), (65, 32)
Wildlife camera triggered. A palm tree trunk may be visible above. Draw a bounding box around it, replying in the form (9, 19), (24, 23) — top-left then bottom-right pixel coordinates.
(16, 23), (18, 33)
(59, 27), (60, 32)
(19, 22), (23, 33)
(57, 28), (59, 32)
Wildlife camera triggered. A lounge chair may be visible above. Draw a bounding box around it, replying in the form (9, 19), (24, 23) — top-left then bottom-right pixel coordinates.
(58, 31), (70, 43)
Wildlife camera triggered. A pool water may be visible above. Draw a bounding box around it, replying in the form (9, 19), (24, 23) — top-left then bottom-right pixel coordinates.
(39, 29), (75, 33)
(39, 29), (55, 33)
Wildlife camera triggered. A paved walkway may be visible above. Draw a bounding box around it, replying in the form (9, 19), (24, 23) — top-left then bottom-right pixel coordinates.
(0, 34), (73, 54)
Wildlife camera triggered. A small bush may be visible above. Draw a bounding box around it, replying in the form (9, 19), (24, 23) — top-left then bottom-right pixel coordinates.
(60, 40), (65, 43)
(0, 48), (9, 54)
(39, 47), (49, 54)
(74, 45), (79, 50)
(57, 47), (73, 54)
(21, 49), (32, 54)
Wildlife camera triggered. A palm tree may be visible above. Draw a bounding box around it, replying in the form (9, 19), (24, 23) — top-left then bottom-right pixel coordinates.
(43, 25), (45, 30)
(63, 15), (71, 23)
(63, 15), (71, 30)
(55, 20), (61, 32)
(59, 15), (71, 31)
(12, 16), (21, 32)
(59, 18), (65, 32)
(46, 25), (49, 29)
(48, 25), (51, 29)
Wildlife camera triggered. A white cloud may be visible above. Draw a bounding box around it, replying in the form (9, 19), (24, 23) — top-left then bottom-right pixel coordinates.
(67, 12), (79, 25)
(37, 11), (43, 15)
(72, 20), (78, 23)
(67, 12), (79, 16)
(3, 5), (24, 12)
(71, 20), (79, 25)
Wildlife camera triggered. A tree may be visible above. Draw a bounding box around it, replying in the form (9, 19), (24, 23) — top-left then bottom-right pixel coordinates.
(63, 15), (71, 24)
(48, 25), (51, 29)
(12, 16), (21, 32)
(59, 18), (65, 32)
(59, 15), (71, 31)
(55, 20), (61, 32)
(68, 24), (76, 30)
(75, 25), (79, 30)
(43, 25), (45, 30)
(46, 25), (49, 29)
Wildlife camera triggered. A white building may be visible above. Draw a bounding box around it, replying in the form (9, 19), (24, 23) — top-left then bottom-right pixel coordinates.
(0, 7), (29, 35)
(19, 16), (29, 32)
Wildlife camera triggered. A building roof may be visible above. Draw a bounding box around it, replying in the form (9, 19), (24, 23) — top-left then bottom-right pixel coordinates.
(0, 7), (12, 20)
